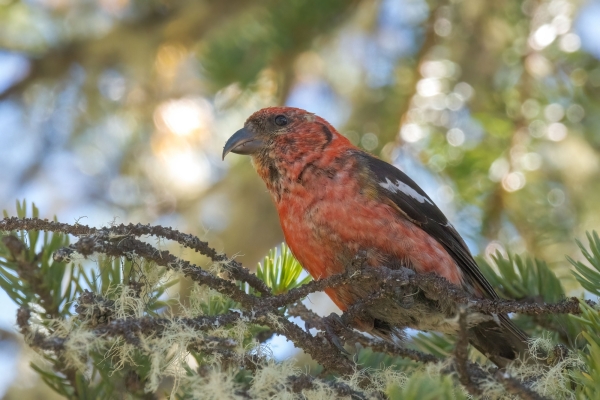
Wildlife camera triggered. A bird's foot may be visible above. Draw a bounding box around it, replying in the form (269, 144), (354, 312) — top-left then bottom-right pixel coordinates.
(347, 251), (369, 276)
(393, 288), (415, 309)
(322, 313), (350, 355)
(388, 267), (416, 308)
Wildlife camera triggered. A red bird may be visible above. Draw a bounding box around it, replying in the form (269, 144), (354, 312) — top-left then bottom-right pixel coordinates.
(223, 106), (527, 366)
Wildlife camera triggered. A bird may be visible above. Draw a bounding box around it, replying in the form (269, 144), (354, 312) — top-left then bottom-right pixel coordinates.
(222, 106), (528, 367)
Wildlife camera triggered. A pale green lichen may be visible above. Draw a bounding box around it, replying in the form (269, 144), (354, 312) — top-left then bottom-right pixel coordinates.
(248, 360), (299, 399)
(506, 336), (584, 400)
(183, 367), (244, 400)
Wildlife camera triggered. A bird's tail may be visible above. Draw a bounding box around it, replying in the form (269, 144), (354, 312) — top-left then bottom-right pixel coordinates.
(468, 313), (530, 368)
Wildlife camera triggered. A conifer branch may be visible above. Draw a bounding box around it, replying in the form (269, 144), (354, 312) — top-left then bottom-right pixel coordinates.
(2, 216), (596, 399)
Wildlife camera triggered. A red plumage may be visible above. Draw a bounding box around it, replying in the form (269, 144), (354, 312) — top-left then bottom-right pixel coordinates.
(223, 106), (528, 367)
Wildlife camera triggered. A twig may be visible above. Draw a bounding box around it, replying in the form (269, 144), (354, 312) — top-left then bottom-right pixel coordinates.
(454, 307), (482, 396)
(493, 371), (550, 400)
(17, 307), (67, 352)
(287, 374), (379, 400)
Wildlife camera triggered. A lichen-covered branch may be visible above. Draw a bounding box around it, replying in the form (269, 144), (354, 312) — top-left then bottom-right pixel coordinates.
(1, 217), (591, 399)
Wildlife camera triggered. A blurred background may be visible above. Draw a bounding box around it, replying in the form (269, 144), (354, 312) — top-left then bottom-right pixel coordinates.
(1, 0), (599, 397)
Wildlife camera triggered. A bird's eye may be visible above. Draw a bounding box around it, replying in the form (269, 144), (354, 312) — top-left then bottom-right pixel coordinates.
(274, 115), (288, 127)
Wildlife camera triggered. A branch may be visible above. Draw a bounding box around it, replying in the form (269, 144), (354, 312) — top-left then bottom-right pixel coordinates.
(0, 217), (583, 399)
(287, 302), (441, 364)
(3, 218), (592, 317)
(64, 234), (260, 308)
(20, 304), (376, 398)
(0, 217), (272, 295)
(257, 314), (358, 377)
(403, 269), (595, 316)
(288, 301), (550, 400)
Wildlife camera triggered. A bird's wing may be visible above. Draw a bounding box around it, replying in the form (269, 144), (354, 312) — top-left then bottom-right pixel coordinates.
(358, 152), (499, 300)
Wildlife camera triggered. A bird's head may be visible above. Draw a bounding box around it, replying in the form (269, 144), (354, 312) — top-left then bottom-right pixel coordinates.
(223, 106), (352, 184)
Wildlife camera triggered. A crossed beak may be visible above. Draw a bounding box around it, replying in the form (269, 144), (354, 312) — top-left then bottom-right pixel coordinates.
(222, 127), (265, 160)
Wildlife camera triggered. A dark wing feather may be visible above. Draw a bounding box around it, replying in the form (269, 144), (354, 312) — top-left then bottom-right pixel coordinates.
(358, 152), (499, 300)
